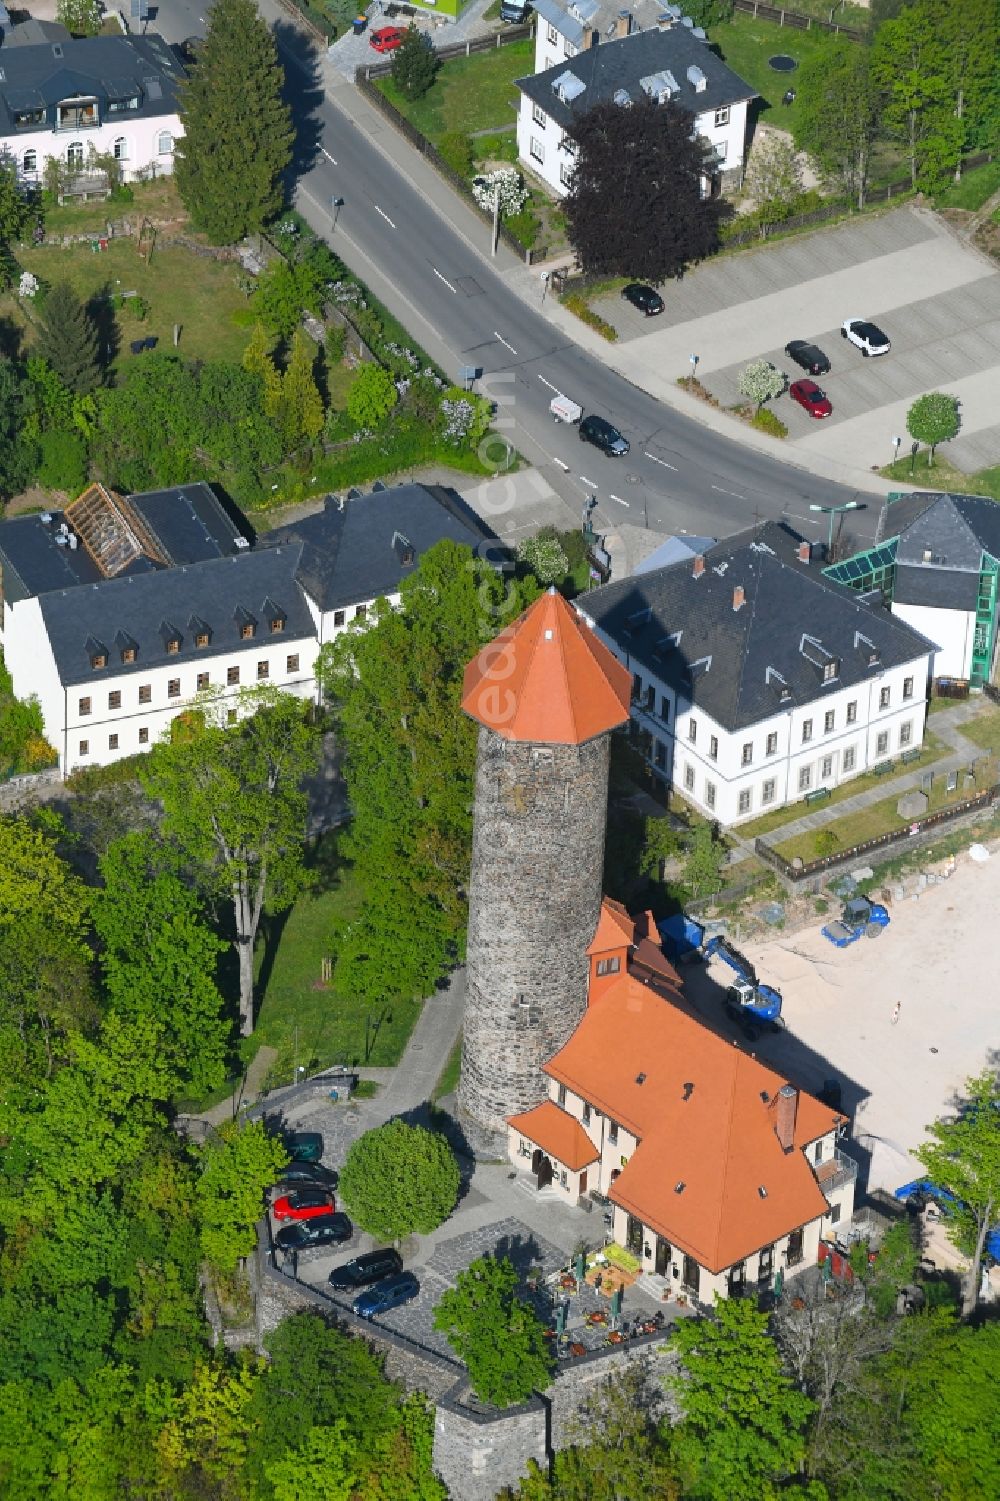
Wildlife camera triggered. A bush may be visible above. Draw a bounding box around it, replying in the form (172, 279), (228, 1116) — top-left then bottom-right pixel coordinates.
(325, 324), (347, 365)
(814, 829), (840, 858)
(751, 408), (788, 438)
(438, 132), (475, 178)
(37, 428), (88, 493)
(505, 206), (540, 249)
(346, 363), (398, 428)
(561, 293), (618, 342)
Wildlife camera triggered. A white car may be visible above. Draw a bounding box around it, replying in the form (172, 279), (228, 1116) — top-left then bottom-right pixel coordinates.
(841, 318), (891, 357)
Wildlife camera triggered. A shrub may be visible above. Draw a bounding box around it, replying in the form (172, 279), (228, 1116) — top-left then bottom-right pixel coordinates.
(505, 206), (540, 249)
(37, 428), (88, 493)
(751, 408), (788, 438)
(561, 293), (618, 342)
(814, 829), (840, 858)
(346, 363), (398, 428)
(438, 132), (475, 178)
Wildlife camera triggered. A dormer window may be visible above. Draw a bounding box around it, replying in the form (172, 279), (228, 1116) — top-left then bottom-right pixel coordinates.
(92, 654), (107, 669)
(56, 96), (98, 131)
(115, 630), (138, 666)
(595, 956), (620, 976)
(234, 605), (257, 640)
(392, 532), (415, 567)
(262, 597), (287, 633)
(122, 647), (136, 664)
(241, 623), (255, 640)
(167, 637), (180, 654)
(270, 616), (285, 633)
(196, 632), (209, 648)
(855, 631), (881, 667)
(87, 635), (108, 671)
(160, 621), (182, 655)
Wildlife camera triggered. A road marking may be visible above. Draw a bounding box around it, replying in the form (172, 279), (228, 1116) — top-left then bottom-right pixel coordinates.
(432, 268), (458, 294)
(554, 457), (570, 472)
(580, 475), (598, 488)
(644, 451), (678, 470)
(711, 485), (747, 499)
(321, 147), (338, 166)
(374, 205), (396, 229)
(493, 330), (518, 356)
(609, 494), (629, 507)
(787, 513), (824, 527)
(537, 375), (561, 394)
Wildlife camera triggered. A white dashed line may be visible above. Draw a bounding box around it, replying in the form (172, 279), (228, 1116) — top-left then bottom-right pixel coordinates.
(374, 205), (396, 229)
(432, 268), (458, 294)
(493, 331), (518, 355)
(537, 375), (561, 393)
(711, 485), (747, 499)
(321, 148), (338, 166)
(609, 494), (629, 507)
(580, 475), (598, 488)
(644, 451), (678, 470)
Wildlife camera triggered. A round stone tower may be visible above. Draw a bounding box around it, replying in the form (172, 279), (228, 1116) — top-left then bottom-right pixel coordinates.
(458, 588), (632, 1143)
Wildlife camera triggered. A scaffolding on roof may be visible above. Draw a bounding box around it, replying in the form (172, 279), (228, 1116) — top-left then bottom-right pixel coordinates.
(64, 483), (168, 578)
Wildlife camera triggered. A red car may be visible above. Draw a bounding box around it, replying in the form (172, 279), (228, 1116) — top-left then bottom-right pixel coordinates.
(369, 25), (405, 51)
(273, 1187), (336, 1221)
(789, 379), (832, 419)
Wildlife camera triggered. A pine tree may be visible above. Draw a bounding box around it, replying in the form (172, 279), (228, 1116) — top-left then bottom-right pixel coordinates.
(35, 282), (102, 395)
(174, 0), (294, 245)
(242, 321), (283, 421)
(281, 329), (324, 447)
(390, 26), (438, 101)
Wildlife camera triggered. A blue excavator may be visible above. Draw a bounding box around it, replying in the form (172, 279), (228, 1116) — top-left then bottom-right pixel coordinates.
(704, 935), (784, 1039)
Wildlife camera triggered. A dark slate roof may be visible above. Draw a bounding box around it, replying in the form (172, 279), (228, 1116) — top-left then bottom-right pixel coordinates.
(0, 484), (248, 603)
(579, 521), (934, 732)
(517, 26), (754, 130)
(264, 483), (499, 613)
(37, 546), (314, 686)
(891, 493), (1000, 571)
(0, 33), (182, 133)
(893, 563), (978, 612)
(3, 19), (71, 47)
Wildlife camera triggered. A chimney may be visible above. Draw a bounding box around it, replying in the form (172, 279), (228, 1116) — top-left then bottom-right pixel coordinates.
(774, 1083), (798, 1153)
(581, 24), (597, 47)
(616, 8), (632, 36)
(797, 540), (811, 565)
(732, 584), (745, 611)
(692, 554), (705, 578)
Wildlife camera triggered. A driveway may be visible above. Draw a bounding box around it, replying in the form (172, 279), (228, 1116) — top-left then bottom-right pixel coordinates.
(594, 206), (1000, 476)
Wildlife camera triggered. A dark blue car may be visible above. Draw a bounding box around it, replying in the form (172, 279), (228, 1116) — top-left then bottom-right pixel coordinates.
(353, 1270), (419, 1319)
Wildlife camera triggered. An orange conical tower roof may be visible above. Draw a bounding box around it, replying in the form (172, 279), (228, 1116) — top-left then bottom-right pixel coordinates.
(462, 588), (631, 745)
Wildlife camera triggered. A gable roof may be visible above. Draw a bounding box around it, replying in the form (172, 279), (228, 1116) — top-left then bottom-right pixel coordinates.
(586, 895), (635, 954)
(544, 974), (838, 1272)
(0, 33), (183, 132)
(517, 25), (754, 131)
(579, 521), (934, 732)
(463, 588), (632, 745)
(264, 483), (497, 613)
(508, 1100), (599, 1171)
(37, 546), (314, 685)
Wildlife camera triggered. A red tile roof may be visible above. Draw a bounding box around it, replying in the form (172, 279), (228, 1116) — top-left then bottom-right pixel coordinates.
(586, 897), (635, 955)
(508, 1100), (599, 1171)
(544, 974), (839, 1273)
(462, 589), (632, 746)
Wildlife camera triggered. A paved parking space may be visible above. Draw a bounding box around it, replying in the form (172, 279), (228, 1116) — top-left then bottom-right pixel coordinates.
(594, 206), (1000, 475)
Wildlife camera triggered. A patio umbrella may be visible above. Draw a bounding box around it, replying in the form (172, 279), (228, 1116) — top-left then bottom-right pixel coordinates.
(555, 1303), (566, 1335)
(610, 1286), (622, 1323)
(574, 1251), (586, 1283)
(773, 1267), (784, 1302)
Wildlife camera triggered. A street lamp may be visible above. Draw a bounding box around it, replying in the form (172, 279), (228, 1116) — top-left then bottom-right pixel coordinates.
(892, 435), (902, 466)
(809, 500), (860, 557)
(689, 353), (699, 378)
(330, 196), (345, 232)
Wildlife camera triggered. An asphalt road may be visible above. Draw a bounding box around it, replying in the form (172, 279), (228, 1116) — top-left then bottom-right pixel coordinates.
(150, 0), (883, 545)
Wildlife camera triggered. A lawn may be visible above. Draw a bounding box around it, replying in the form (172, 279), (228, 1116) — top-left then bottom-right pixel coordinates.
(375, 37), (533, 143)
(958, 703), (1000, 754)
(739, 729), (947, 838)
(13, 240), (253, 370)
(433, 1033), (463, 1101)
(36, 176), (184, 239)
(246, 847), (422, 1083)
(708, 15), (847, 135)
(934, 159), (1000, 213)
(881, 455), (1000, 502)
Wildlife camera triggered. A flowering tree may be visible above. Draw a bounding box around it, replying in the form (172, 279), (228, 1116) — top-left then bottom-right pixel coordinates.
(472, 169), (527, 219)
(738, 359), (786, 413)
(437, 387), (491, 447)
(517, 533), (569, 585)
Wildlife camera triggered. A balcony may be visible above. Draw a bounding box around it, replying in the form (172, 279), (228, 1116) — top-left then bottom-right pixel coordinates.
(56, 102), (99, 131)
(817, 1149), (858, 1199)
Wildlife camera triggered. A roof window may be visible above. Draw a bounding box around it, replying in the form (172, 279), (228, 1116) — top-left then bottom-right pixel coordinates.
(87, 636), (108, 670)
(635, 1072), (646, 1085)
(262, 596), (287, 633)
(234, 605), (257, 639)
(160, 620), (182, 654)
(392, 531), (415, 567)
(682, 1082), (694, 1100)
(758, 1185), (768, 1199)
(854, 631), (881, 668)
(674, 1181), (686, 1194)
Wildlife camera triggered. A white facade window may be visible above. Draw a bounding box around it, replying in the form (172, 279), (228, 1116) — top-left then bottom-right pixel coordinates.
(879, 686), (891, 710)
(714, 106), (730, 127)
(684, 764), (694, 791)
(113, 136), (128, 160)
(738, 788), (751, 815)
(876, 730), (889, 756)
(157, 131), (174, 155)
(79, 739), (89, 756)
(903, 676), (914, 700)
(824, 710), (835, 733)
(741, 741), (752, 766)
(67, 141), (84, 168)
(529, 137), (545, 163)
(547, 22), (558, 42)
(798, 765), (812, 792)
(532, 102), (546, 126)
(688, 719), (697, 744)
(23, 149), (37, 174)
(900, 720), (913, 747)
(847, 700), (858, 723)
(559, 161), (574, 188)
(766, 731), (778, 756)
(843, 746), (856, 772)
(762, 778), (776, 805)
(709, 734), (719, 761)
(660, 695), (670, 721)
(802, 719), (813, 744)
(821, 755), (833, 780)
(557, 1083), (566, 1106)
(705, 781), (716, 809)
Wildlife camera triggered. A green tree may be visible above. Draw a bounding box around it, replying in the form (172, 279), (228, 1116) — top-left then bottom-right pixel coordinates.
(516, 532), (569, 585)
(34, 283), (102, 395)
(795, 42), (879, 209)
(871, 3), (961, 190)
(640, 815), (682, 881)
(929, 0), (999, 168)
(916, 1068), (1000, 1317)
(902, 1317), (1000, 1497)
(264, 1421), (359, 1501)
(139, 690), (319, 1036)
(0, 163), (35, 261)
(682, 822), (723, 896)
(281, 329), (325, 448)
(390, 26), (438, 101)
(340, 1119), (459, 1241)
(738, 357), (786, 413)
(0, 358), (35, 499)
(253, 257), (325, 339)
(669, 1296), (814, 1500)
(174, 0), (293, 243)
(193, 1120), (288, 1271)
(743, 132), (803, 236)
(906, 391), (960, 465)
(434, 1256), (555, 1407)
(37, 429), (88, 493)
(243, 321), (283, 417)
(56, 0), (102, 33)
(346, 362), (398, 429)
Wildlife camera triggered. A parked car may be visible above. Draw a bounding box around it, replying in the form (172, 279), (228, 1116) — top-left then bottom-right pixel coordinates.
(499, 0), (531, 19)
(369, 25), (405, 51)
(621, 283), (664, 316)
(277, 1160), (339, 1190)
(329, 1248), (403, 1291)
(579, 414), (629, 457)
(789, 379), (833, 419)
(272, 1187), (336, 1222)
(785, 339), (830, 375)
(841, 318), (890, 356)
(275, 1213), (353, 1251)
(280, 1130), (323, 1162)
(895, 1180), (1000, 1260)
(353, 1270), (420, 1319)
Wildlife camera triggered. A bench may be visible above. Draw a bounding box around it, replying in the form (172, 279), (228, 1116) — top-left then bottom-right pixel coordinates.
(803, 786), (831, 807)
(872, 760), (894, 776)
(900, 748), (921, 764)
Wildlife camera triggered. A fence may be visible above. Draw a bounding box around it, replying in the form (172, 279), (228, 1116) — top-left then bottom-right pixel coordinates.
(272, 0), (334, 44)
(354, 70), (534, 264)
(732, 0), (866, 38)
(360, 22), (533, 78)
(754, 783), (1000, 882)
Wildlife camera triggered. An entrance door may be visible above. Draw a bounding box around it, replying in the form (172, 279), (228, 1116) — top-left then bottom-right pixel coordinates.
(536, 1155), (553, 1190)
(682, 1255), (700, 1297)
(655, 1238), (670, 1276)
(758, 1246), (773, 1285)
(626, 1216), (643, 1256)
(579, 1171), (588, 1196)
(531, 1148), (542, 1175)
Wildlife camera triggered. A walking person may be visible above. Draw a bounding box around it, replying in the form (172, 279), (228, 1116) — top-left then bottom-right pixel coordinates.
(890, 1002), (901, 1025)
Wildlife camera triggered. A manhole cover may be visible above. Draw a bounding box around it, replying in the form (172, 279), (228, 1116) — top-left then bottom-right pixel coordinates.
(768, 53), (798, 71)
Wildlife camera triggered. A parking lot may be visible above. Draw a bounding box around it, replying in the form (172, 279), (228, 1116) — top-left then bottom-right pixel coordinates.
(595, 206), (1000, 475)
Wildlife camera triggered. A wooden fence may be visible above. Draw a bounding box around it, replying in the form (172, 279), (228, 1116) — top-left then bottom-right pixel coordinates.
(360, 21), (533, 78)
(754, 783), (1000, 883)
(732, 0), (866, 39)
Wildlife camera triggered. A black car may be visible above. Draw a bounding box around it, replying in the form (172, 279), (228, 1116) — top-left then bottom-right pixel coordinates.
(329, 1248), (403, 1291)
(354, 1270), (420, 1319)
(785, 339), (830, 376)
(277, 1159), (339, 1190)
(281, 1130), (323, 1162)
(579, 414), (629, 457)
(274, 1213), (353, 1251)
(621, 282), (664, 316)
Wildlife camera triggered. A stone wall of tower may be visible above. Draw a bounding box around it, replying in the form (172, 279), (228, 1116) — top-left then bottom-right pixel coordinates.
(459, 724), (613, 1138)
